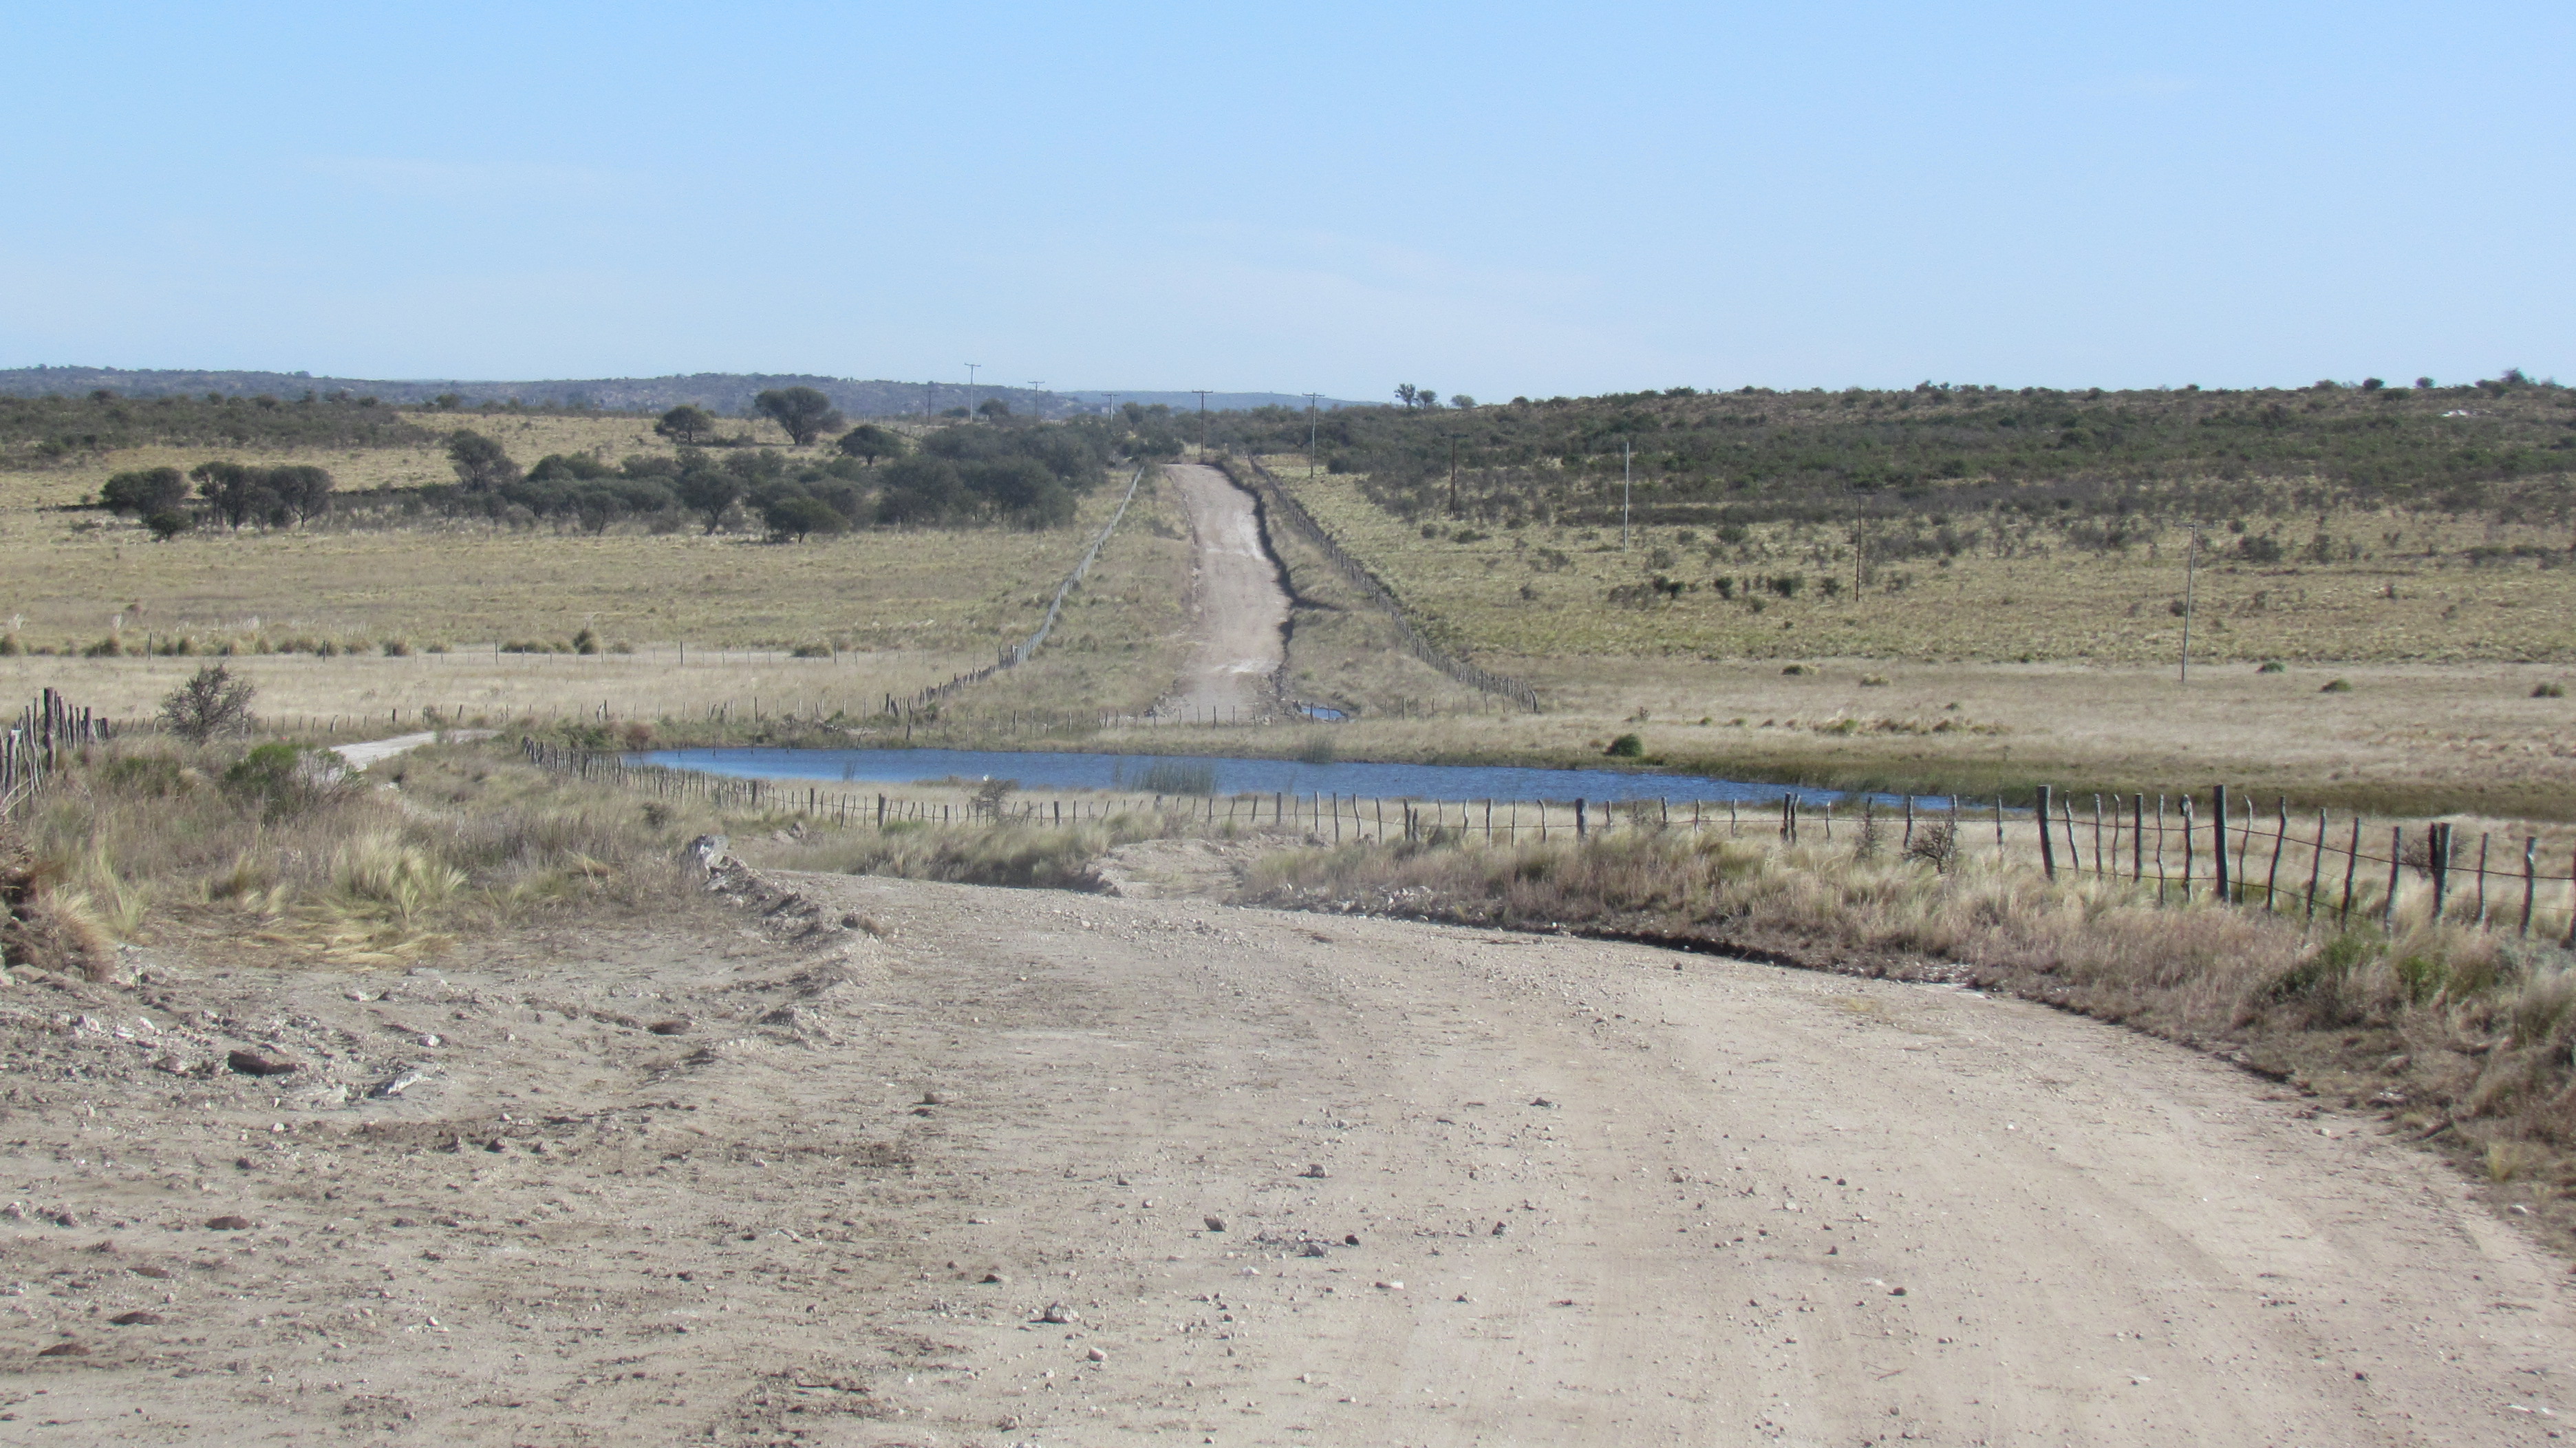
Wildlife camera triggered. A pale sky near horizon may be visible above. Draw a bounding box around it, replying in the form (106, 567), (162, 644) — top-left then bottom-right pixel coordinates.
(4, 1), (2568, 401)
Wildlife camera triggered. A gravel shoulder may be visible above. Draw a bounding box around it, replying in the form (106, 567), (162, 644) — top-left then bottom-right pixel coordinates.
(3, 871), (2568, 1444)
(1160, 461), (1289, 720)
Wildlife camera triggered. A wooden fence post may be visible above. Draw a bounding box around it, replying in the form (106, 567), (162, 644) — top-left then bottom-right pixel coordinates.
(2211, 785), (2229, 902)
(2340, 817), (2362, 924)
(2523, 838), (2538, 937)
(2180, 794), (2196, 899)
(2036, 785), (2057, 880)
(1575, 798), (1587, 839)
(2264, 798), (2288, 911)
(2385, 827), (2403, 930)
(2132, 795), (2147, 884)
(2430, 822), (2451, 921)
(2304, 809), (2326, 921)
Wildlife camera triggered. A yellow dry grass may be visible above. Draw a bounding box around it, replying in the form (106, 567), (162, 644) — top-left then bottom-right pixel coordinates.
(0, 451), (1175, 660)
(1258, 456), (2576, 667)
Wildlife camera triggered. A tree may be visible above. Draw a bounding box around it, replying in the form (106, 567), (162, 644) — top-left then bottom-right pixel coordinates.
(1394, 383), (1419, 409)
(876, 455), (964, 524)
(191, 460), (279, 529)
(145, 511), (193, 541)
(976, 397), (1011, 420)
(160, 663), (255, 742)
(655, 404), (716, 445)
(447, 429), (520, 491)
(102, 467), (189, 517)
(672, 449), (742, 533)
(268, 465), (334, 525)
(835, 420), (906, 463)
(762, 493), (848, 542)
(753, 387), (844, 446)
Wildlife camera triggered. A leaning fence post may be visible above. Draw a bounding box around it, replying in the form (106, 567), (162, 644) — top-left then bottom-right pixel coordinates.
(2304, 809), (2326, 921)
(2264, 798), (2288, 911)
(2340, 816), (2362, 924)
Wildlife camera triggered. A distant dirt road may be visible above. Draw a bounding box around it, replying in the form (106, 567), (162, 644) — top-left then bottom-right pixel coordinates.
(1161, 461), (1289, 720)
(20, 871), (2568, 1444)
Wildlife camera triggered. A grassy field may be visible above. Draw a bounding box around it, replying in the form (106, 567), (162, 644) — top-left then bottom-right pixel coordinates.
(1256, 456), (2576, 667)
(0, 445), (1168, 662)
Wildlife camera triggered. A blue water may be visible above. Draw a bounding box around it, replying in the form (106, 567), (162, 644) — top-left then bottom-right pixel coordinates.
(636, 745), (1952, 809)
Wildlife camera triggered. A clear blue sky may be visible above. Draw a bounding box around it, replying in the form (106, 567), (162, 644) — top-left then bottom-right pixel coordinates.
(5, 1), (2568, 400)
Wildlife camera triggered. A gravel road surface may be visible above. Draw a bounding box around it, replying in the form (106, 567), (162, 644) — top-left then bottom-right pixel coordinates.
(1160, 462), (1288, 721)
(6, 871), (2567, 1444)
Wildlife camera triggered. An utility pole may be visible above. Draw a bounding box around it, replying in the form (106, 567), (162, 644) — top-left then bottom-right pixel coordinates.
(1304, 393), (1321, 477)
(1448, 434), (1459, 517)
(1622, 439), (1633, 550)
(2180, 523), (2199, 683)
(923, 381), (934, 418)
(1027, 381), (1043, 420)
(965, 363), (980, 418)
(1103, 392), (1117, 421)
(1192, 390), (1212, 458)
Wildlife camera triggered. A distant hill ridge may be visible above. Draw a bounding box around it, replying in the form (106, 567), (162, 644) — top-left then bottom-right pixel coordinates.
(0, 366), (1356, 418)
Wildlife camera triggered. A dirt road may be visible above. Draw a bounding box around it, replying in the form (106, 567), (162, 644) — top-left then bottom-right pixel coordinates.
(8, 869), (2568, 1444)
(1161, 462), (1289, 721)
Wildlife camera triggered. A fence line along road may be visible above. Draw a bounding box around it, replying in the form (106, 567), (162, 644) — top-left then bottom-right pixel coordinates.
(521, 742), (2576, 948)
(1218, 452), (1541, 712)
(888, 463), (1150, 722)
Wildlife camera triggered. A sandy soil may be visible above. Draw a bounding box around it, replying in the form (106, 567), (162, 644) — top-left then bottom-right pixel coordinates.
(3, 864), (2569, 1445)
(1160, 464), (1289, 722)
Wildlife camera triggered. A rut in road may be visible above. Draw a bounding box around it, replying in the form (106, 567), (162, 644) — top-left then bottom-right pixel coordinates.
(1160, 460), (1291, 721)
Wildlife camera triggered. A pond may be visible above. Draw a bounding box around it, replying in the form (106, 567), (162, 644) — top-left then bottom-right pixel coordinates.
(635, 745), (1953, 809)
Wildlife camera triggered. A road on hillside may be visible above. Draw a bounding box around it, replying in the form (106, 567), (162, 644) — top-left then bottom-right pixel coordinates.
(1161, 461), (1290, 721)
(24, 873), (2570, 1444)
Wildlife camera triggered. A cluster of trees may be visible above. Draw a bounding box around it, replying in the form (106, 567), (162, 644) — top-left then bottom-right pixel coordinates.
(1199, 374), (2576, 535)
(432, 413), (1117, 537)
(652, 387), (847, 448)
(100, 461), (336, 537)
(2, 389), (425, 462)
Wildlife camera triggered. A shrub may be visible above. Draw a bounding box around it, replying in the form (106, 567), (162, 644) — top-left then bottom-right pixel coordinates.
(222, 743), (347, 818)
(1604, 733), (1644, 758)
(2321, 679), (2352, 693)
(159, 663), (256, 743)
(2535, 682), (2566, 699)
(2257, 661), (2286, 674)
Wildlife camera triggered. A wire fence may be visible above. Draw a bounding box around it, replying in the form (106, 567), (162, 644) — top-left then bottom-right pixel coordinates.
(518, 743), (2576, 946)
(2, 689), (111, 822)
(1218, 452), (1541, 712)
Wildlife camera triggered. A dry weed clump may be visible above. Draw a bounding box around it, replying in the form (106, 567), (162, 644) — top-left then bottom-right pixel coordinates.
(11, 739), (716, 963)
(0, 828), (116, 981)
(756, 812), (1170, 891)
(1239, 829), (2576, 1164)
